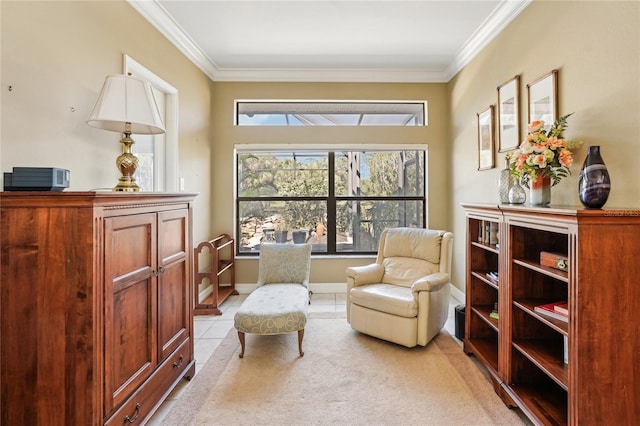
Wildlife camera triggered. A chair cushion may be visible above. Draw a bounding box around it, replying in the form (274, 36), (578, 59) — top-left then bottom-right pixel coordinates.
(382, 228), (444, 263)
(258, 243), (312, 286)
(381, 257), (439, 287)
(234, 284), (309, 334)
(349, 283), (418, 318)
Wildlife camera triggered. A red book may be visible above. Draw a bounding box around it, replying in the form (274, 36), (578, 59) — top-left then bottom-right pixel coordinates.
(534, 301), (568, 322)
(554, 302), (569, 316)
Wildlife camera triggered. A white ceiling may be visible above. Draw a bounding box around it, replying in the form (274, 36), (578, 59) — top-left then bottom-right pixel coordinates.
(129, 0), (530, 83)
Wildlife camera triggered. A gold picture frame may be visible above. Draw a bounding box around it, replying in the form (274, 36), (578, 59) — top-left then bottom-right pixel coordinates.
(527, 69), (558, 131)
(477, 105), (495, 171)
(497, 75), (520, 152)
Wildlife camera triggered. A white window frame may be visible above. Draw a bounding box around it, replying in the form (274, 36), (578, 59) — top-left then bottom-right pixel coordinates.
(234, 100), (428, 126)
(124, 55), (179, 191)
(234, 143), (429, 256)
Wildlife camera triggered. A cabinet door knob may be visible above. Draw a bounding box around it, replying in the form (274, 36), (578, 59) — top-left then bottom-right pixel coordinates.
(159, 266), (166, 273)
(124, 403), (141, 423)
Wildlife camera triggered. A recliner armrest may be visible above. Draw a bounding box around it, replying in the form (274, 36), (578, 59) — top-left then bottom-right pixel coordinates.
(411, 272), (449, 293)
(345, 264), (384, 286)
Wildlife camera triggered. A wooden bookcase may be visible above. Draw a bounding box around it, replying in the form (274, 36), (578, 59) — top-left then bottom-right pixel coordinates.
(194, 233), (238, 315)
(462, 203), (640, 425)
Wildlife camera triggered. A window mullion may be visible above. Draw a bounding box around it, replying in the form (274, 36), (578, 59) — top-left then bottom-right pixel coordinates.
(327, 152), (336, 254)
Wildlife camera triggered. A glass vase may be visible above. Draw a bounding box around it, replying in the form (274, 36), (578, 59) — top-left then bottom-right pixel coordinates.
(529, 171), (551, 206)
(498, 160), (513, 204)
(578, 145), (611, 209)
(508, 180), (526, 204)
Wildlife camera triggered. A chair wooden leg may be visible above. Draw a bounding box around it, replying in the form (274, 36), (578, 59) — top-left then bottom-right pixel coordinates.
(238, 331), (245, 358)
(298, 329), (305, 357)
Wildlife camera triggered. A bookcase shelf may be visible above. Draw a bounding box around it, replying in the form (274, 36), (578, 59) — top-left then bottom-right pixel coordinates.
(512, 338), (568, 389)
(462, 203), (640, 425)
(512, 258), (569, 282)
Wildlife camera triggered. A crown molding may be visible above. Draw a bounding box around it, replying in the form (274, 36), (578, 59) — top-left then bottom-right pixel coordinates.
(127, 0), (220, 80)
(445, 0), (532, 81)
(129, 0), (530, 83)
(211, 67), (449, 83)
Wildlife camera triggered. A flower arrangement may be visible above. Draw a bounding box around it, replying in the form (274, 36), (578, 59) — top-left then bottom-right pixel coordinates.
(508, 113), (583, 187)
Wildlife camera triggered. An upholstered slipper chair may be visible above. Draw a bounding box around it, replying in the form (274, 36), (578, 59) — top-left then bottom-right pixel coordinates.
(346, 227), (453, 348)
(234, 243), (312, 358)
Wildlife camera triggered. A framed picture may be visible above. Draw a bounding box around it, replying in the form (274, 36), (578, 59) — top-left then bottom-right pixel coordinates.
(527, 69), (558, 131)
(497, 75), (520, 152)
(477, 105), (495, 171)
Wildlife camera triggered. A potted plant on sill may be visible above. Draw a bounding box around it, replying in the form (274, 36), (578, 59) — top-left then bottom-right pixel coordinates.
(284, 204), (311, 244)
(274, 219), (288, 243)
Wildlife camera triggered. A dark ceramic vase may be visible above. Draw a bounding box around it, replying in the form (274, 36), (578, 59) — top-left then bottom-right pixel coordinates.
(578, 145), (611, 209)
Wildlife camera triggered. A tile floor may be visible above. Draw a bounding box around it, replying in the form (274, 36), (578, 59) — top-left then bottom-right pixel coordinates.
(147, 292), (464, 424)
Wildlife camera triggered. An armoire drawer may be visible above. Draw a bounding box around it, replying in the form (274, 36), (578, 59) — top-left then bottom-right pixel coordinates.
(104, 338), (193, 425)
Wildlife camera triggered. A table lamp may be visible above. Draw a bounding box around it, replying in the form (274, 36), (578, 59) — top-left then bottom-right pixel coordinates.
(87, 74), (165, 192)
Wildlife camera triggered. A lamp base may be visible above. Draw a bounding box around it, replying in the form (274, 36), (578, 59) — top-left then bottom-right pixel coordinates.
(113, 132), (141, 192)
(113, 177), (140, 192)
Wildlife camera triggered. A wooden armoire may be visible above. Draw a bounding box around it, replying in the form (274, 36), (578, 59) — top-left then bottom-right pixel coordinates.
(1, 192), (197, 425)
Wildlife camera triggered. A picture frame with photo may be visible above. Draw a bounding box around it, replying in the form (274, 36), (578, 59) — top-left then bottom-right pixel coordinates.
(477, 105), (495, 171)
(527, 69), (558, 132)
(497, 75), (520, 152)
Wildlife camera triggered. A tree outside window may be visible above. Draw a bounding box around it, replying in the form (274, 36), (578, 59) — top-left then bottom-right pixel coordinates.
(236, 149), (426, 255)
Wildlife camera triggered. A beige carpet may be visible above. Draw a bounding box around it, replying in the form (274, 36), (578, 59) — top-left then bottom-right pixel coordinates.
(162, 312), (524, 425)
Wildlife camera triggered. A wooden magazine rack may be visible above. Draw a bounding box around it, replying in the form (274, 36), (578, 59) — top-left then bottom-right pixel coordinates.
(194, 233), (238, 315)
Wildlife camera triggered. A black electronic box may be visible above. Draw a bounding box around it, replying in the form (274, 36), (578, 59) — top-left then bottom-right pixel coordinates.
(3, 167), (70, 191)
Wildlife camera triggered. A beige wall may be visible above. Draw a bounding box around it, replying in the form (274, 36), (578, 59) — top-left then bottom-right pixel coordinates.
(0, 0), (213, 243)
(3, 0), (638, 293)
(210, 82), (449, 285)
(448, 0), (640, 293)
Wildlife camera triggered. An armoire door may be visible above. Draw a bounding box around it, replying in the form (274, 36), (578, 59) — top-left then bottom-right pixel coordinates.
(103, 213), (158, 414)
(157, 209), (191, 361)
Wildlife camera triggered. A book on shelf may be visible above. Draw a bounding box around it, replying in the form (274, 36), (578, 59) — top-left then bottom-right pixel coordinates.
(489, 302), (499, 320)
(534, 301), (569, 323)
(478, 220), (499, 246)
(489, 222), (499, 245)
(554, 302), (569, 316)
(563, 335), (569, 365)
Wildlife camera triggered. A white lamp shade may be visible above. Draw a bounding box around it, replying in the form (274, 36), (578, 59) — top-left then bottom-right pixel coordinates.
(87, 74), (165, 135)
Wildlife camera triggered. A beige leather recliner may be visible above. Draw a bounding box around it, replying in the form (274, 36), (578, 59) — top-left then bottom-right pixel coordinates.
(346, 227), (453, 348)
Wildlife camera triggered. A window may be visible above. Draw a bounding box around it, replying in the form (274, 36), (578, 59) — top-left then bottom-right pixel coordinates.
(124, 55), (179, 192)
(236, 101), (426, 126)
(236, 147), (427, 255)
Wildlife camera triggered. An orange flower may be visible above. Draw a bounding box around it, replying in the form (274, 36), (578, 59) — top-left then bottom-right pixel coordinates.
(547, 137), (566, 149)
(532, 142), (548, 153)
(528, 120), (544, 132)
(558, 149), (573, 167)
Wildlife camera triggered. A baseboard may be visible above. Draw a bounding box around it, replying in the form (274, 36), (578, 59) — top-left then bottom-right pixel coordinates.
(197, 285), (213, 303)
(449, 284), (465, 305)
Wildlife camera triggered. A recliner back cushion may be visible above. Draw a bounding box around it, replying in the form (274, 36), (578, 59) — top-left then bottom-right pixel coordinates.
(382, 228), (443, 263)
